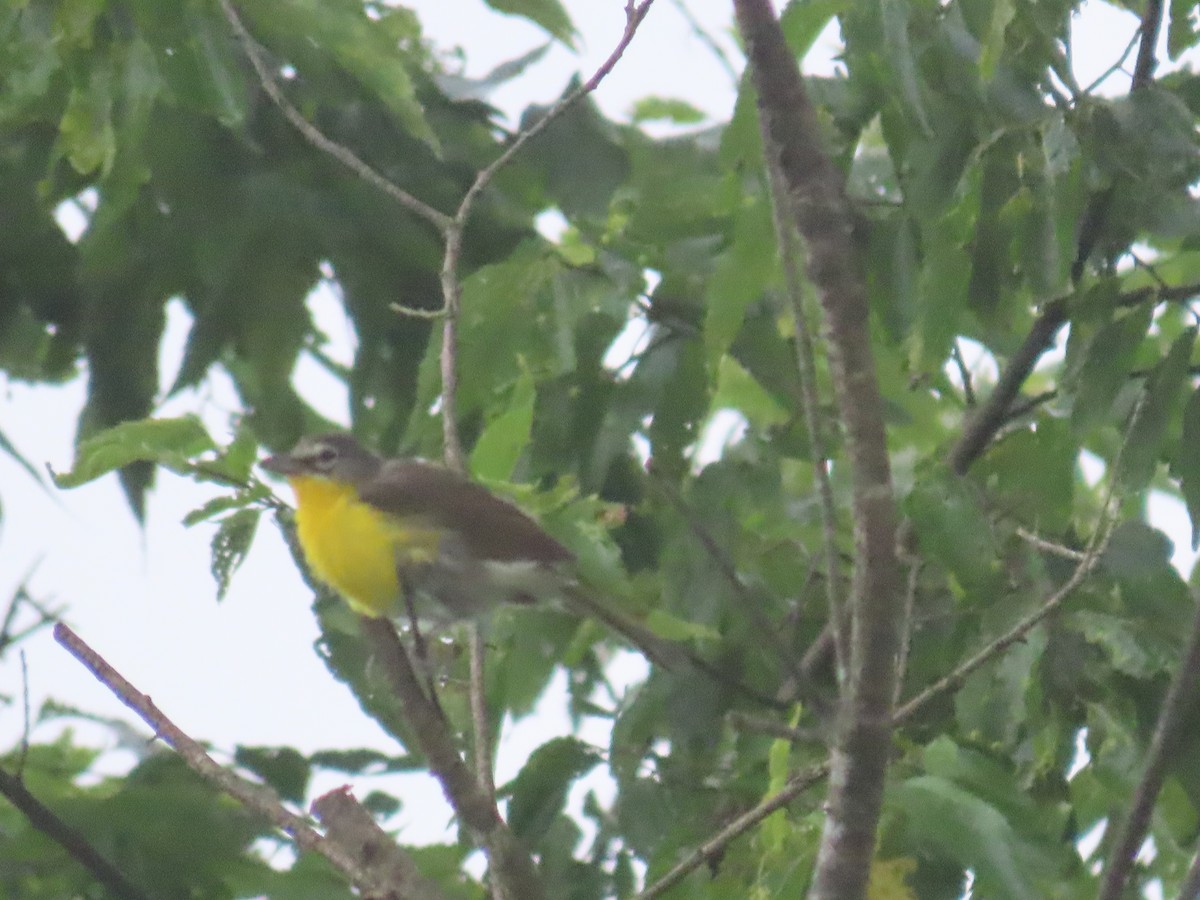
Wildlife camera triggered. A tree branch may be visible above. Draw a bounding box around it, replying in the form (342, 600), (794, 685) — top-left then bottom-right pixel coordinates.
(52, 623), (432, 897)
(1131, 0), (1164, 91)
(311, 787), (449, 900)
(217, 0), (454, 233)
(358, 618), (544, 900)
(435, 0), (657, 469)
(1097, 589), (1200, 900)
(947, 299), (1067, 475)
(637, 762), (830, 899)
(765, 148), (848, 679)
(0, 763), (151, 900)
(734, 3), (902, 897)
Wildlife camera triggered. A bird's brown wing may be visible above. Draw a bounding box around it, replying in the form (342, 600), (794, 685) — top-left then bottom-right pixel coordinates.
(358, 460), (573, 565)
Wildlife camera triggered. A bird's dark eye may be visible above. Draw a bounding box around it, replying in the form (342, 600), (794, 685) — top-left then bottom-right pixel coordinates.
(315, 446), (338, 469)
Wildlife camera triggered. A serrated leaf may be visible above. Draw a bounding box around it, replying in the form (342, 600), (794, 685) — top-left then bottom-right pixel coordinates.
(506, 737), (599, 845)
(1118, 326), (1196, 493)
(211, 508), (261, 601)
(53, 416), (216, 489)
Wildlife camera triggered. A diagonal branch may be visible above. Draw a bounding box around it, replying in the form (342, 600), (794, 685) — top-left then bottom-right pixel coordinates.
(53, 623), (447, 899)
(0, 763), (151, 900)
(217, 0), (453, 233)
(1097, 589), (1200, 900)
(947, 299), (1067, 475)
(358, 618), (543, 900)
(637, 762), (830, 899)
(733, 3), (902, 898)
(436, 0), (657, 469)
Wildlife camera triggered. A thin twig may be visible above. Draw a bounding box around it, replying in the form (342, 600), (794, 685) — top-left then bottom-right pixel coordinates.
(217, 0), (453, 233)
(1015, 527), (1088, 561)
(637, 763), (829, 899)
(0, 764), (151, 900)
(1080, 29), (1142, 96)
(950, 341), (976, 407)
(892, 553), (921, 709)
(901, 427), (1126, 722)
(436, 0), (658, 469)
(18, 650), (30, 777)
(948, 299), (1067, 474)
(727, 711), (824, 744)
(765, 147), (847, 678)
(667, 0), (739, 82)
(454, 0), (657, 239)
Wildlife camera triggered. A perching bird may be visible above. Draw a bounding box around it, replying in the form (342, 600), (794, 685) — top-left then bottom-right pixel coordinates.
(260, 432), (684, 668)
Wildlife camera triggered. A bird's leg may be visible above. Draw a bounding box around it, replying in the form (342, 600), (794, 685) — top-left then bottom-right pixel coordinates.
(400, 575), (442, 702)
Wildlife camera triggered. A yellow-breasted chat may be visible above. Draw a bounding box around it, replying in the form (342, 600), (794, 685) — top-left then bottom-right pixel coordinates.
(260, 432), (684, 667)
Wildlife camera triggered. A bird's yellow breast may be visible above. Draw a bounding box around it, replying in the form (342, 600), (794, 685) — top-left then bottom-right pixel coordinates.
(288, 475), (440, 617)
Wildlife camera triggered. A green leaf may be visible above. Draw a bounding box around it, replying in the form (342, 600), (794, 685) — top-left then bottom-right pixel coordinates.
(470, 369), (536, 481)
(484, 0), (576, 46)
(880, 0), (932, 136)
(1069, 306), (1152, 435)
(1101, 520), (1174, 580)
(704, 194), (778, 369)
(979, 0), (1016, 80)
(710, 355), (789, 430)
(211, 508), (261, 601)
(905, 472), (1002, 598)
(630, 97), (706, 125)
(182, 487), (269, 526)
(238, 0), (435, 147)
(893, 775), (1052, 900)
(58, 65), (116, 175)
(780, 0), (846, 57)
(506, 737), (599, 845)
(1169, 0), (1200, 58)
(1069, 609), (1176, 679)
(234, 746), (311, 804)
(53, 417), (216, 489)
(1118, 326), (1196, 493)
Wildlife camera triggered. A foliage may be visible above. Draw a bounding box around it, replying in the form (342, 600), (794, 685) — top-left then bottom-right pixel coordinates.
(6, 0), (1200, 897)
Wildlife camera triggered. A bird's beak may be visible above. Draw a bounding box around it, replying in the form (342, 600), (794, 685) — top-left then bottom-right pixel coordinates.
(260, 453), (301, 476)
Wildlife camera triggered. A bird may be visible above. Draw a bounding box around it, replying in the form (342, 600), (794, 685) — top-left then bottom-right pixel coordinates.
(259, 432), (684, 667)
